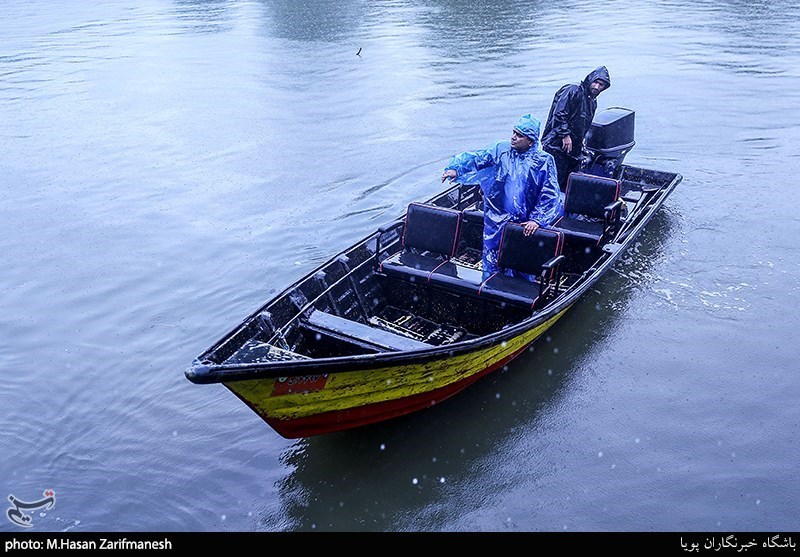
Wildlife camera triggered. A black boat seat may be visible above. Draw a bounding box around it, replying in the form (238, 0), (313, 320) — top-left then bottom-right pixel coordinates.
(552, 172), (623, 244)
(462, 208), (484, 224)
(303, 310), (431, 352)
(478, 224), (564, 309)
(428, 259), (484, 295)
(478, 273), (543, 308)
(380, 203), (462, 285)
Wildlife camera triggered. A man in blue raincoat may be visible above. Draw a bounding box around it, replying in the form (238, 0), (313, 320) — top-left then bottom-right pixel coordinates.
(442, 114), (564, 280)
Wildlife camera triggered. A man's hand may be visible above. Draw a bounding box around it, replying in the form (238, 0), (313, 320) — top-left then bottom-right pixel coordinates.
(561, 135), (573, 154)
(442, 169), (457, 183)
(521, 221), (539, 236)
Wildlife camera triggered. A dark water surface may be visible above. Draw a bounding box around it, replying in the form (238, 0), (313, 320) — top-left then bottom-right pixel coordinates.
(2, 0), (799, 532)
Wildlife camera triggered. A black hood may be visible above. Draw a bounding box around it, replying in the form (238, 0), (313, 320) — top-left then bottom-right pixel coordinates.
(583, 66), (611, 89)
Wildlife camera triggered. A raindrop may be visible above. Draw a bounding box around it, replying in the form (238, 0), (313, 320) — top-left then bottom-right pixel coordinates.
(547, 369), (553, 375)
(553, 347), (559, 354)
(598, 451), (604, 458)
(221, 514), (226, 521)
(380, 444), (386, 451)
(432, 457), (437, 463)
(635, 438), (640, 444)
(611, 464), (616, 469)
(412, 478), (418, 485)
(440, 477), (445, 484)
(495, 393), (501, 399)
(501, 341), (507, 347)
(315, 333), (321, 341)
(172, 431), (178, 437)
(756, 499), (761, 505)
(339, 501), (344, 507)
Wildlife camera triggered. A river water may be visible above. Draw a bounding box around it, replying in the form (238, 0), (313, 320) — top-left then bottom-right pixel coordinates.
(2, 0), (799, 533)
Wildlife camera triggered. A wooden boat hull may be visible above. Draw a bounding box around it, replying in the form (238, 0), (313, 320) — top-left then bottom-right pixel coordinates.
(187, 159), (682, 439)
(226, 310), (568, 438)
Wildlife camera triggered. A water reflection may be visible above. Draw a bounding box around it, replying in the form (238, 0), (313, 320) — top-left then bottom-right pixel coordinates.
(267, 210), (676, 532)
(412, 0), (550, 62)
(658, 0), (800, 75)
(270, 348), (572, 531)
(256, 0), (370, 43)
(171, 0), (236, 34)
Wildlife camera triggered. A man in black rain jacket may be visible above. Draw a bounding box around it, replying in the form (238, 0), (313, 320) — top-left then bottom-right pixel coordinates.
(541, 66), (611, 192)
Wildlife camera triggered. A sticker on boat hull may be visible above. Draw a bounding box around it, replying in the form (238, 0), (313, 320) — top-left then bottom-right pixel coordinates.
(271, 374), (328, 396)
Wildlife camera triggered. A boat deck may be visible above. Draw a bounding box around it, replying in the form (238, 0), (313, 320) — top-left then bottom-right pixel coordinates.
(195, 165), (682, 371)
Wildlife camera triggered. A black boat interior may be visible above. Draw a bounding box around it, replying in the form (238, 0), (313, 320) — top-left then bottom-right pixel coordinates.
(194, 108), (681, 372)
(210, 168), (674, 366)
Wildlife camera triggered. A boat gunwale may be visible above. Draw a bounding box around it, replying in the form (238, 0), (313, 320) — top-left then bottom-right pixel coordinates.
(186, 168), (682, 385)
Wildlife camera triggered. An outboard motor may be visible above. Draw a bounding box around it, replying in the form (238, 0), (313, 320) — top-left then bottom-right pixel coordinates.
(582, 107), (635, 179)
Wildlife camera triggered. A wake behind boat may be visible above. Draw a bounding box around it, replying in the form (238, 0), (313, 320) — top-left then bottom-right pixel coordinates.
(185, 107), (682, 438)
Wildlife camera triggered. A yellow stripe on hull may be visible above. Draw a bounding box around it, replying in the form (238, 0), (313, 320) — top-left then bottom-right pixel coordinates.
(226, 309), (568, 421)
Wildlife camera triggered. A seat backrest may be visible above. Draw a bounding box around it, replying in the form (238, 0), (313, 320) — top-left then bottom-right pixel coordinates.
(402, 203), (461, 257)
(497, 224), (563, 277)
(564, 173), (621, 219)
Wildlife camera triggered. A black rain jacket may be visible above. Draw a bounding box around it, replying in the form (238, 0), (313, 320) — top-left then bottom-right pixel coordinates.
(541, 66), (611, 157)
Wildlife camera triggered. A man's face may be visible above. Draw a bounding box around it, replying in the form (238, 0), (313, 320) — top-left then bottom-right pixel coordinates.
(589, 79), (608, 97)
(511, 129), (533, 152)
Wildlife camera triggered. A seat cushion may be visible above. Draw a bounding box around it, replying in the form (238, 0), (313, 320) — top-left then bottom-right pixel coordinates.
(461, 209), (484, 225)
(564, 173), (620, 219)
(478, 273), (542, 309)
(403, 203), (461, 257)
(428, 260), (483, 296)
(380, 251), (446, 284)
(497, 224), (564, 277)
(552, 215), (604, 243)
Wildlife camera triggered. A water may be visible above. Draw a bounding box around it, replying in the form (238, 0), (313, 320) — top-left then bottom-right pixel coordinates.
(1, 0), (799, 532)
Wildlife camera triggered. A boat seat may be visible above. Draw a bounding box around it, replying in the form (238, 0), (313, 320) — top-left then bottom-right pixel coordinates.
(302, 309), (431, 352)
(428, 259), (484, 295)
(380, 203), (462, 285)
(552, 172), (623, 244)
(478, 224), (564, 309)
(462, 208), (484, 224)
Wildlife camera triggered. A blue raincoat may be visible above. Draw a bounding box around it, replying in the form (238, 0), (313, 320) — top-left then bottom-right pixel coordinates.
(444, 115), (564, 279)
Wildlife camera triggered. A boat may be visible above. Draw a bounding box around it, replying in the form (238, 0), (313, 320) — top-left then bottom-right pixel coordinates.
(185, 107), (682, 438)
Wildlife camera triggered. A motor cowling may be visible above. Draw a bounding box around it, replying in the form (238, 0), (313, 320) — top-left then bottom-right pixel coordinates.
(582, 107), (635, 179)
